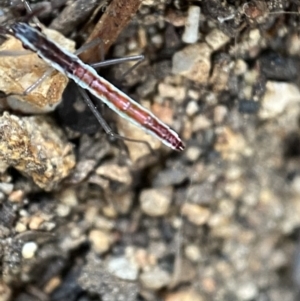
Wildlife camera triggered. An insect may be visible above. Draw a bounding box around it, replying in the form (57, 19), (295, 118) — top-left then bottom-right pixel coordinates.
(0, 6), (185, 151)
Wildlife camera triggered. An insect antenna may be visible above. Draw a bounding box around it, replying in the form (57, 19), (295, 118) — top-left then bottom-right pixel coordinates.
(16, 0), (67, 30)
(18, 5), (47, 28)
(0, 1), (46, 30)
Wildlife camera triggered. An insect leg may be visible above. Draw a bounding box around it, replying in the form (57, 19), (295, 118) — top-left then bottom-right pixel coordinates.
(77, 38), (144, 80)
(75, 38), (104, 62)
(0, 50), (32, 56)
(19, 0), (42, 28)
(78, 88), (154, 153)
(91, 54), (144, 69)
(5, 67), (54, 99)
(91, 54), (145, 83)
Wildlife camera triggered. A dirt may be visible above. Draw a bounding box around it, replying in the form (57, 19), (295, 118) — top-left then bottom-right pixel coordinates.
(1, 1), (300, 300)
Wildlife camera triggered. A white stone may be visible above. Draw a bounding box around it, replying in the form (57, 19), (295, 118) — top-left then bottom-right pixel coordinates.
(107, 257), (138, 281)
(234, 59), (248, 76)
(15, 222), (27, 233)
(205, 28), (230, 51)
(56, 204), (71, 217)
(172, 43), (211, 84)
(185, 244), (201, 262)
(182, 6), (200, 44)
(158, 83), (185, 101)
(181, 203), (211, 225)
(185, 146), (201, 162)
(186, 100), (199, 116)
(89, 229), (111, 254)
(140, 267), (171, 290)
(260, 81), (300, 119)
(22, 242), (38, 259)
(0, 183), (13, 194)
(192, 115), (212, 132)
(59, 188), (78, 207)
(236, 282), (258, 300)
(140, 187), (173, 216)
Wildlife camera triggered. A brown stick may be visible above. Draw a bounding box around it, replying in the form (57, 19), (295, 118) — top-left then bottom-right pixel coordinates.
(80, 0), (142, 64)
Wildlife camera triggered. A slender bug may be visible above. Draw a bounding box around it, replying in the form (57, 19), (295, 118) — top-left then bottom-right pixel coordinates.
(0, 4), (185, 151)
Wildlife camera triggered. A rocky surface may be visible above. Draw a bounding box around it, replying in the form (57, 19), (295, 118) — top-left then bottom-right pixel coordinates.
(1, 1), (300, 301)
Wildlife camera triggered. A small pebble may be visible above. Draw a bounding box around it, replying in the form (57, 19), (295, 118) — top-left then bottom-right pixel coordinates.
(259, 52), (297, 81)
(236, 282), (258, 300)
(93, 217), (115, 231)
(107, 192), (133, 214)
(107, 257), (138, 281)
(8, 190), (24, 202)
(291, 175), (300, 195)
(214, 127), (247, 160)
(42, 222), (56, 231)
(58, 188), (78, 207)
(172, 43), (211, 84)
(89, 229), (111, 254)
(96, 164), (132, 186)
(29, 216), (44, 230)
(158, 83), (185, 101)
(186, 100), (199, 116)
(225, 180), (244, 199)
(185, 146), (201, 162)
(22, 242), (38, 259)
(287, 33), (300, 56)
(213, 105), (228, 124)
(127, 39), (138, 51)
(84, 206), (99, 224)
(218, 199), (235, 217)
(0, 183), (13, 195)
(102, 205), (118, 218)
(165, 9), (186, 27)
(15, 222), (27, 233)
(182, 6), (200, 44)
(67, 159), (96, 184)
(140, 187), (173, 216)
(165, 289), (204, 301)
(259, 81), (300, 119)
(238, 99), (260, 114)
(185, 244), (201, 262)
(187, 183), (214, 205)
(181, 203), (211, 225)
(44, 276), (61, 294)
(192, 115), (212, 132)
(226, 167), (243, 181)
(134, 248), (157, 269)
(56, 204), (71, 217)
(187, 89), (200, 100)
(234, 59), (248, 76)
(153, 168), (188, 187)
(151, 34), (163, 47)
(140, 267), (171, 290)
(209, 55), (232, 92)
(205, 28), (230, 51)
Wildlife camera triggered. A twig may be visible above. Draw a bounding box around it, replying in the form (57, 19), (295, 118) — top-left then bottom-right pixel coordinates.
(80, 0), (142, 63)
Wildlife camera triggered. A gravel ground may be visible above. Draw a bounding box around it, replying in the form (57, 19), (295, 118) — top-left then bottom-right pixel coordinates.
(1, 0), (300, 300)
